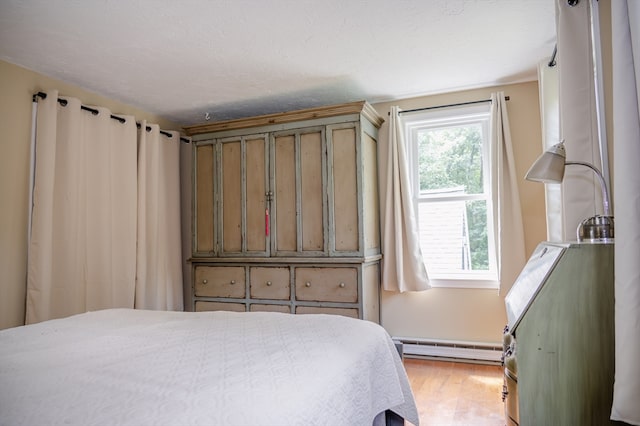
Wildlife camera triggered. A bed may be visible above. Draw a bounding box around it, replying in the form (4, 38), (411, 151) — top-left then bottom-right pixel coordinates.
(0, 309), (418, 426)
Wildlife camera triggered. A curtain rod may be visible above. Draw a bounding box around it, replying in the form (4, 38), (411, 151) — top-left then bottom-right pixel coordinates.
(33, 92), (190, 143)
(395, 96), (510, 115)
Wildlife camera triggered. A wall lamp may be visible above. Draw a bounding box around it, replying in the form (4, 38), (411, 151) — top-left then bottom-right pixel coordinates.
(525, 141), (614, 242)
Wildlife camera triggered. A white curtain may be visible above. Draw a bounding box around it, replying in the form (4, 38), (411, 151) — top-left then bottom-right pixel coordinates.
(135, 123), (184, 310)
(26, 90), (183, 323)
(537, 59), (563, 242)
(379, 106), (430, 292)
(611, 2), (640, 424)
(26, 91), (138, 323)
(556, 0), (606, 240)
(491, 92), (526, 294)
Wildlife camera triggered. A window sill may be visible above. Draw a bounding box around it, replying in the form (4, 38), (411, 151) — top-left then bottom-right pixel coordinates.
(428, 278), (499, 290)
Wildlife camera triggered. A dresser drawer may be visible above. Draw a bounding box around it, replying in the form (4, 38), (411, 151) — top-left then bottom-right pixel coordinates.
(504, 368), (519, 425)
(296, 306), (359, 318)
(295, 267), (358, 303)
(194, 266), (245, 298)
(250, 303), (291, 313)
(195, 301), (246, 312)
(250, 267), (290, 300)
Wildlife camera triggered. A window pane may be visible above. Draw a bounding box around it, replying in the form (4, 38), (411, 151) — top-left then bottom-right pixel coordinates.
(417, 124), (484, 195)
(418, 199), (490, 274)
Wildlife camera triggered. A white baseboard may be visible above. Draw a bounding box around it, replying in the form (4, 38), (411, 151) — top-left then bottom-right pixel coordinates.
(394, 337), (502, 365)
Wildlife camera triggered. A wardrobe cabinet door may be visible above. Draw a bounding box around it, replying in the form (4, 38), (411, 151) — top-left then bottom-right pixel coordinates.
(245, 137), (269, 254)
(219, 135), (269, 257)
(273, 134), (297, 253)
(272, 128), (326, 257)
(299, 131), (325, 253)
(193, 142), (215, 255)
(328, 125), (360, 255)
(220, 139), (242, 254)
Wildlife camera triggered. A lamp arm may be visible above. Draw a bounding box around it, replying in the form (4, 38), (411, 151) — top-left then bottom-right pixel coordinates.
(565, 161), (612, 217)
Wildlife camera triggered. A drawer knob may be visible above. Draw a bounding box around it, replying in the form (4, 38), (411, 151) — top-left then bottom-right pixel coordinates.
(305, 282), (311, 287)
(202, 279), (208, 285)
(230, 280), (236, 285)
(339, 282), (345, 288)
(266, 281), (272, 286)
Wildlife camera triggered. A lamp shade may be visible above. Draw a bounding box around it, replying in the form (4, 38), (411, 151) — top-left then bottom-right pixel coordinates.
(525, 142), (567, 183)
(524, 140), (613, 240)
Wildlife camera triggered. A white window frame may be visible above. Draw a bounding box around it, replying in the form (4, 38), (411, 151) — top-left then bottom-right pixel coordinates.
(404, 104), (498, 289)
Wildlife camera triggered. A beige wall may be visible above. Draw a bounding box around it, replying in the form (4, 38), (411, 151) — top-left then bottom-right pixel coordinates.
(0, 60), (182, 329)
(373, 81), (547, 343)
(0, 59), (547, 343)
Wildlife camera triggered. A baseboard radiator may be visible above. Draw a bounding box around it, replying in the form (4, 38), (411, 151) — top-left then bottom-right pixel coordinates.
(394, 337), (502, 365)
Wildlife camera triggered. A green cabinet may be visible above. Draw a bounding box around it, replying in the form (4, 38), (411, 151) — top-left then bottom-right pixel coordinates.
(505, 243), (615, 425)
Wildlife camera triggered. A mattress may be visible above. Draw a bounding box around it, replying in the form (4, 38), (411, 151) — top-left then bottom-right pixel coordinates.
(0, 309), (418, 426)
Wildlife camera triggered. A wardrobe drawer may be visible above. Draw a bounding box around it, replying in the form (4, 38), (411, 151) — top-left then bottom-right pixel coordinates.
(195, 301), (246, 312)
(250, 303), (291, 313)
(296, 306), (359, 318)
(250, 267), (290, 300)
(295, 267), (358, 303)
(194, 266), (245, 298)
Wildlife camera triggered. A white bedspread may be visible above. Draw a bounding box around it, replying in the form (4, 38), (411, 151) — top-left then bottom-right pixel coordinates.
(0, 309), (418, 426)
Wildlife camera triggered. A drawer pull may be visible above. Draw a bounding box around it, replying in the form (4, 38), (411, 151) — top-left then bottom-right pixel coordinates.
(305, 282), (311, 287)
(202, 279), (208, 285)
(230, 280), (236, 285)
(266, 281), (272, 286)
(339, 282), (345, 288)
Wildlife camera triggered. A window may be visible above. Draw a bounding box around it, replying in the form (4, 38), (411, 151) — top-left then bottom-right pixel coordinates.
(404, 104), (498, 288)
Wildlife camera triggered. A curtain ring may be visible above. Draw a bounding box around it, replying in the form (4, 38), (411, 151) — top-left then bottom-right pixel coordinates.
(567, 0), (579, 6)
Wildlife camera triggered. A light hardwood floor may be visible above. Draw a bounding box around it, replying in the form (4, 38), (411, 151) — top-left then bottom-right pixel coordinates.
(403, 358), (506, 426)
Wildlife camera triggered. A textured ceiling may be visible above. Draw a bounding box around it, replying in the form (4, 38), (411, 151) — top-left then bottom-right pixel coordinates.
(0, 0), (556, 126)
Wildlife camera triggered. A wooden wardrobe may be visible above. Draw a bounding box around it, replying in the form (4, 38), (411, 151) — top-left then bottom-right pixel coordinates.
(184, 101), (384, 321)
